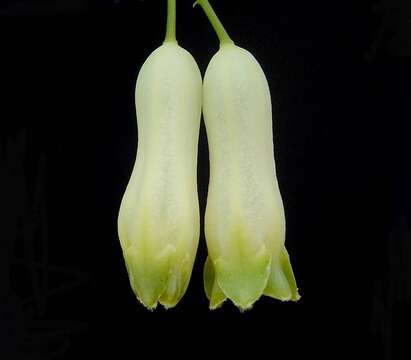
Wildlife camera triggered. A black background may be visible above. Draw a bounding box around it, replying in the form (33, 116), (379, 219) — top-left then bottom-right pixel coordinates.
(1, 0), (410, 359)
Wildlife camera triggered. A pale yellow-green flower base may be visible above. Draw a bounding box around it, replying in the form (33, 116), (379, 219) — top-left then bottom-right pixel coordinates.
(204, 246), (300, 310)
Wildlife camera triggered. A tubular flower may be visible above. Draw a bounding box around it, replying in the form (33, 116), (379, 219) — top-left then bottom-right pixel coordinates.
(117, 0), (202, 309)
(195, 0), (300, 310)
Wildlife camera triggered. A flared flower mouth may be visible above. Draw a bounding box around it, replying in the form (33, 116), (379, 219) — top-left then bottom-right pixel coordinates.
(204, 243), (300, 310)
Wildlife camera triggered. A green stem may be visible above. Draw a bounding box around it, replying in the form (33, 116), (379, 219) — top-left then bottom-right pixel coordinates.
(193, 0), (234, 46)
(164, 0), (177, 43)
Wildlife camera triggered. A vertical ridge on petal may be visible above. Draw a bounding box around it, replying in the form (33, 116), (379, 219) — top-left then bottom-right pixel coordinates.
(264, 246), (300, 301)
(203, 256), (227, 309)
(159, 253), (193, 309)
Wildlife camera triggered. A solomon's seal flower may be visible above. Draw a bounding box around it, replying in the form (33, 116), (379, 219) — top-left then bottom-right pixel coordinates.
(117, 0), (202, 309)
(195, 0), (300, 310)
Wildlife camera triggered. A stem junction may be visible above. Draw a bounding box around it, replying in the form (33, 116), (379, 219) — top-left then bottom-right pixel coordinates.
(164, 0), (177, 43)
(193, 0), (234, 46)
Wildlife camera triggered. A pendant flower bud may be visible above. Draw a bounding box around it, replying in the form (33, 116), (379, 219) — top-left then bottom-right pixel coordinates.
(195, 0), (300, 310)
(117, 0), (202, 309)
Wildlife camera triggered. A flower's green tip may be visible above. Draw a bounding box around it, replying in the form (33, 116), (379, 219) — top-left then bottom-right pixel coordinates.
(215, 247), (271, 310)
(264, 247), (301, 302)
(123, 245), (192, 310)
(204, 256), (227, 309)
(204, 246), (272, 310)
(204, 246), (300, 310)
